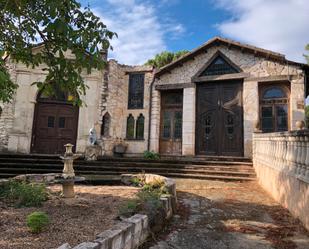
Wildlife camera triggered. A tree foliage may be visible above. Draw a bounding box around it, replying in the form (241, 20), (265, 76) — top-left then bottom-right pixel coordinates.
(145, 50), (189, 69)
(305, 44), (309, 64)
(0, 0), (116, 105)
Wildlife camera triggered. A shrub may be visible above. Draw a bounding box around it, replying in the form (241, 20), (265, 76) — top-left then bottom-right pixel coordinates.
(143, 151), (160, 160)
(118, 199), (139, 217)
(0, 180), (47, 207)
(26, 211), (50, 233)
(130, 177), (142, 187)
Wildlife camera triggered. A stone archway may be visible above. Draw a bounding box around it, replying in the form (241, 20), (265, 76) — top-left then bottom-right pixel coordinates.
(31, 90), (79, 154)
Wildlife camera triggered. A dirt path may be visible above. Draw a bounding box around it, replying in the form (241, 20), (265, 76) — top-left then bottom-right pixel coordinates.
(148, 179), (309, 249)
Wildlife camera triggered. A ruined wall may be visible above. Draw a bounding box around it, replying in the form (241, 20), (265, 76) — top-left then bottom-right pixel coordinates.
(101, 60), (153, 156)
(152, 45), (305, 157)
(0, 58), (17, 151)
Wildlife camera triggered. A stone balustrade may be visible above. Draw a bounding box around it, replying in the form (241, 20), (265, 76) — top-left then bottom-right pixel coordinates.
(253, 130), (309, 230)
(253, 130), (309, 184)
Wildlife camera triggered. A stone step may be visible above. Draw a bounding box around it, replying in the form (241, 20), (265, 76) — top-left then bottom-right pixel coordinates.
(0, 154), (252, 165)
(0, 166), (255, 177)
(0, 161), (254, 172)
(0, 158), (253, 168)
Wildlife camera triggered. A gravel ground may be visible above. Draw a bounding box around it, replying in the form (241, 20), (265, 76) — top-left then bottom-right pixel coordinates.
(146, 179), (309, 249)
(0, 184), (138, 249)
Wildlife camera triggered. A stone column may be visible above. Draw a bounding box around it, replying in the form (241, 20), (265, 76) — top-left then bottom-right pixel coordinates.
(149, 89), (161, 153)
(242, 80), (259, 158)
(290, 78), (305, 130)
(182, 87), (196, 156)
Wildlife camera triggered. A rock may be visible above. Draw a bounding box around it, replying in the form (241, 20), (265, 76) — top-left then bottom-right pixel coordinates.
(0, 179), (9, 186)
(71, 242), (100, 249)
(56, 243), (71, 249)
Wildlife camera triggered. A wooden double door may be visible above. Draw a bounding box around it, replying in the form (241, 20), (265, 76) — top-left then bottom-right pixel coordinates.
(31, 102), (79, 154)
(196, 81), (243, 156)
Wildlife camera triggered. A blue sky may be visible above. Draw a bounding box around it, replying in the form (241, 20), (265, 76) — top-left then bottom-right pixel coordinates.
(81, 0), (309, 65)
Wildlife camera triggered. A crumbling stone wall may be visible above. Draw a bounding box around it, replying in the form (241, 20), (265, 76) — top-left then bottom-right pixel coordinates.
(0, 58), (17, 151)
(100, 60), (153, 156)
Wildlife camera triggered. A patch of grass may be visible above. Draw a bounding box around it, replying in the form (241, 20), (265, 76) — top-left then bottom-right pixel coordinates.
(26, 211), (50, 233)
(143, 151), (160, 160)
(0, 180), (47, 207)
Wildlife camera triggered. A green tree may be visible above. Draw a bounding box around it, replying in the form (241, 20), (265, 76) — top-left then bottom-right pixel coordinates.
(0, 0), (116, 105)
(305, 44), (309, 64)
(145, 50), (189, 69)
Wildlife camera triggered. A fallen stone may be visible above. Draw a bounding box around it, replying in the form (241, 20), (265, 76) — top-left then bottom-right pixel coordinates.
(71, 242), (100, 249)
(56, 243), (71, 249)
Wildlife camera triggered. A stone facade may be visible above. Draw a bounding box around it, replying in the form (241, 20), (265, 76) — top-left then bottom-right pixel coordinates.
(151, 42), (306, 157)
(0, 37), (307, 157)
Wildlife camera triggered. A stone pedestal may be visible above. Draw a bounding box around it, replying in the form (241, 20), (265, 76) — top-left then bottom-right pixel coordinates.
(85, 145), (102, 161)
(62, 181), (75, 198)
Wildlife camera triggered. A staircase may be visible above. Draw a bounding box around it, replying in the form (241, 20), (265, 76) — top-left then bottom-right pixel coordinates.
(0, 154), (255, 183)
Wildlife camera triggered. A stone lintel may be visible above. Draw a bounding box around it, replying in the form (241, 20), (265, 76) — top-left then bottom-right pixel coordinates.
(247, 74), (299, 82)
(155, 83), (195, 90)
(193, 72), (250, 82)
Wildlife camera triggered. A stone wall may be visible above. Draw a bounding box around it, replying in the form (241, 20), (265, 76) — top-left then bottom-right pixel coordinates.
(0, 58), (17, 151)
(152, 45), (305, 157)
(1, 57), (103, 153)
(101, 60), (153, 156)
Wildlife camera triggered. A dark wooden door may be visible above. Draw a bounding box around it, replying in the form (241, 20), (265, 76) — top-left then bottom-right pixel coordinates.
(159, 91), (183, 155)
(196, 81), (243, 156)
(31, 102), (79, 154)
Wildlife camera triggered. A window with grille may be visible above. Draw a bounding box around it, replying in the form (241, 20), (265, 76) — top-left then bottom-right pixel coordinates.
(201, 55), (238, 76)
(126, 114), (135, 139)
(136, 114), (145, 140)
(128, 74), (144, 109)
(101, 112), (111, 137)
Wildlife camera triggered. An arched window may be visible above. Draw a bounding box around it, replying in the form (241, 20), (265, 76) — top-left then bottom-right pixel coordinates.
(126, 114), (135, 139)
(37, 86), (77, 103)
(136, 114), (145, 140)
(101, 112), (111, 137)
(260, 85), (289, 132)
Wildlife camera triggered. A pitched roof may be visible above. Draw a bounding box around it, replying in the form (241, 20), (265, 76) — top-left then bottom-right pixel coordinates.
(155, 36), (308, 78)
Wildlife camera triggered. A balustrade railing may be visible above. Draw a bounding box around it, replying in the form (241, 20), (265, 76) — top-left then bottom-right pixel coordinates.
(253, 130), (309, 184)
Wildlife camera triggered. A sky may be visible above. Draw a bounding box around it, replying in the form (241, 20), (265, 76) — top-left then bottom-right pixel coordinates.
(80, 0), (309, 65)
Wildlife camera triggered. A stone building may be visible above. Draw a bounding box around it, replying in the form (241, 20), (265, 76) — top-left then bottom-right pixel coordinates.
(0, 37), (308, 158)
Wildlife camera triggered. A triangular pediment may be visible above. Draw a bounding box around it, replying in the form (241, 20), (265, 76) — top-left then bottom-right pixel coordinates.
(191, 51), (243, 82)
(200, 54), (239, 76)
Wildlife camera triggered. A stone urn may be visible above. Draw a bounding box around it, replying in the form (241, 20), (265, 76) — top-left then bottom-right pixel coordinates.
(296, 120), (305, 130)
(254, 120), (261, 132)
(113, 141), (127, 157)
(114, 144), (127, 153)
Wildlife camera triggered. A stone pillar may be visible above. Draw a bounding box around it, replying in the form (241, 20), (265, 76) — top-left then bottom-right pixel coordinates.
(290, 78), (305, 130)
(149, 89), (160, 153)
(243, 80), (259, 158)
(182, 87), (196, 156)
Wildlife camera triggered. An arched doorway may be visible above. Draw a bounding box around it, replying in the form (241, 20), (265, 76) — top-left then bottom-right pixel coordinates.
(31, 89), (79, 154)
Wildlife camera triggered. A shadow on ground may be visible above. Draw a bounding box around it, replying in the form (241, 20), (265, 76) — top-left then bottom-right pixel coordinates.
(143, 179), (309, 249)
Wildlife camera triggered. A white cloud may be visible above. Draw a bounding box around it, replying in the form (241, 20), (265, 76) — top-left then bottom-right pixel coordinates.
(94, 0), (184, 65)
(215, 0), (309, 62)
